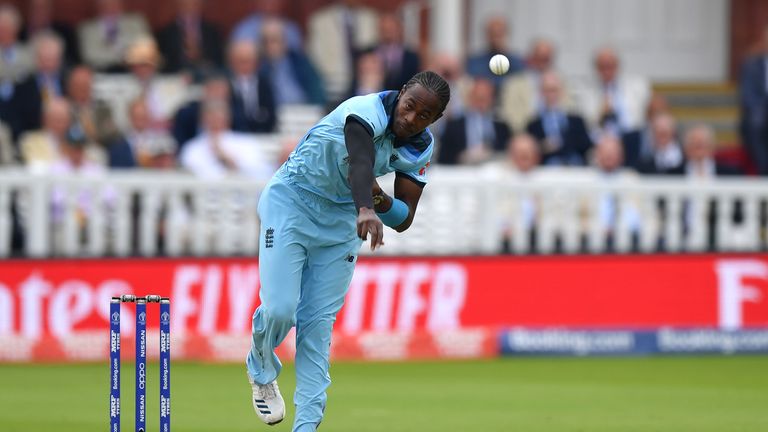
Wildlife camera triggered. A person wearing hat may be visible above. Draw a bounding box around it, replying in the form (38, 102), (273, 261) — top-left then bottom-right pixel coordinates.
(126, 37), (188, 131)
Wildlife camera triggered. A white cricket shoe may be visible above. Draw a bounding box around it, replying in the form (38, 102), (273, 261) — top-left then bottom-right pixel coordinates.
(249, 376), (285, 425)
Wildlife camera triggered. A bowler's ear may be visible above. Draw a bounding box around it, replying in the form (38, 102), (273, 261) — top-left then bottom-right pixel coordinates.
(398, 85), (407, 98)
(432, 112), (444, 122)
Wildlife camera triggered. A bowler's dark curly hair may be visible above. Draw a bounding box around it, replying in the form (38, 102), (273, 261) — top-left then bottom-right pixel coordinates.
(404, 71), (451, 114)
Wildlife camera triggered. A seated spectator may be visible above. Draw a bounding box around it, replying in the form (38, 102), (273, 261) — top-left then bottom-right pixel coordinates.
(345, 51), (384, 99)
(427, 52), (472, 143)
(260, 18), (326, 106)
(500, 38), (563, 132)
(466, 17), (525, 89)
(21, 98), (104, 170)
(77, 0), (150, 72)
(592, 134), (640, 251)
(231, 0), (302, 50)
(14, 31), (68, 137)
(628, 92), (670, 169)
(576, 46), (650, 137)
(20, 0), (80, 65)
(180, 101), (275, 180)
(308, 0), (379, 98)
(0, 4), (33, 139)
(109, 98), (173, 168)
(155, 0), (224, 79)
(363, 11), (420, 91)
(173, 74), (230, 150)
(638, 113), (684, 174)
(675, 124), (741, 177)
(67, 65), (121, 148)
(739, 26), (768, 175)
(438, 78), (511, 165)
(226, 39), (276, 133)
(526, 71), (592, 166)
(125, 37), (179, 129)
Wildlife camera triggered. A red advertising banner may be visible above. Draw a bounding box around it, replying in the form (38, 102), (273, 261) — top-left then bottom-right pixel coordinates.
(0, 255), (767, 361)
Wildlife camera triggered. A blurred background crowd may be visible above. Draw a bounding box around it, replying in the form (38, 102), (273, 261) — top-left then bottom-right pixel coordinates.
(1, 0), (768, 257)
(0, 0), (766, 181)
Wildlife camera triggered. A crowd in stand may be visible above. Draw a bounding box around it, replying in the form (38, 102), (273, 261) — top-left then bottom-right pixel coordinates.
(1, 0), (761, 184)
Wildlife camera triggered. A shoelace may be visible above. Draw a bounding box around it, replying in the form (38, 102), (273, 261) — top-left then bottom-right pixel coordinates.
(257, 382), (277, 399)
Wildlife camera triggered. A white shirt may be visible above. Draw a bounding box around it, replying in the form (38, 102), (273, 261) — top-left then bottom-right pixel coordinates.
(180, 131), (275, 180)
(654, 142), (683, 171)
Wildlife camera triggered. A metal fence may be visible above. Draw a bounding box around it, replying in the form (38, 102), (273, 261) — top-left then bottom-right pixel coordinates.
(1, 167), (766, 258)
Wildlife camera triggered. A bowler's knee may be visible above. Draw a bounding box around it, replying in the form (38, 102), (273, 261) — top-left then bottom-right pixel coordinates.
(265, 301), (297, 327)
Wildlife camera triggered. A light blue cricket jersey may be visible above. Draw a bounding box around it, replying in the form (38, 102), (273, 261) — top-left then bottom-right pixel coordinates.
(279, 91), (433, 205)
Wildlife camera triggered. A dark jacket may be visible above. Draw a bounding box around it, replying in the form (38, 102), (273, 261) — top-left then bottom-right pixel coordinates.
(438, 114), (512, 165)
(526, 112), (592, 166)
(155, 18), (224, 76)
(228, 71), (277, 133)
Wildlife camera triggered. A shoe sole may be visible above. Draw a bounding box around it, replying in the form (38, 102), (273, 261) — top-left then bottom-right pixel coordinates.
(267, 418), (283, 426)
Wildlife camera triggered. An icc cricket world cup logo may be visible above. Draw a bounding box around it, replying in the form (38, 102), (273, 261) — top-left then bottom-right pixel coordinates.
(161, 311), (170, 325)
(111, 312), (120, 325)
(139, 312), (146, 324)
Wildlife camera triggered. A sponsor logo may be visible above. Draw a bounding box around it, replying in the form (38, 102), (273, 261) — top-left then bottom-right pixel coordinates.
(137, 361), (146, 390)
(265, 227), (275, 249)
(418, 162), (430, 176)
(110, 394), (120, 417)
(138, 312), (146, 325)
(346, 254), (355, 263)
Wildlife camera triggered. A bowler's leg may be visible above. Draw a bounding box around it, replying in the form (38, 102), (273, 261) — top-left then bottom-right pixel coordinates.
(292, 243), (359, 432)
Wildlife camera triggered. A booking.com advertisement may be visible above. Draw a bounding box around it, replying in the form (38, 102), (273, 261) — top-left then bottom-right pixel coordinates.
(1, 255), (767, 362)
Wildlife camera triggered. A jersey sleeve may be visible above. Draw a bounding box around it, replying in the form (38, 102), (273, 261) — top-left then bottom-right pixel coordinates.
(339, 94), (388, 138)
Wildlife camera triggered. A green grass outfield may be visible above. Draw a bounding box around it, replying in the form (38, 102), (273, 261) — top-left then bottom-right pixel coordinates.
(1, 356), (767, 431)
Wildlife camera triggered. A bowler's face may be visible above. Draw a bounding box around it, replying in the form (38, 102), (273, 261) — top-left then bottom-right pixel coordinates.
(392, 85), (442, 139)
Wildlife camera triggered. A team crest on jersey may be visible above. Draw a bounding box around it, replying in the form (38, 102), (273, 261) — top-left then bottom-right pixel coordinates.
(390, 153), (399, 163)
(265, 227), (275, 248)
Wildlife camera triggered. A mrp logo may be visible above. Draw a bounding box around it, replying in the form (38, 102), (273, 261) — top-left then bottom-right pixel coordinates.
(138, 311), (146, 325)
(160, 311), (170, 325)
(716, 259), (768, 330)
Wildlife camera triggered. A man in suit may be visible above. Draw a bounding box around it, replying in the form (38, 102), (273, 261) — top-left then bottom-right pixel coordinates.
(500, 38), (561, 132)
(20, 0), (80, 65)
(13, 31), (67, 139)
(438, 78), (511, 165)
(226, 39), (277, 133)
(260, 18), (326, 106)
(0, 4), (33, 139)
(739, 27), (768, 175)
(67, 65), (121, 148)
(637, 113), (684, 175)
(576, 46), (650, 137)
(307, 0), (378, 99)
(364, 12), (420, 91)
(155, 0), (224, 79)
(526, 71), (592, 166)
(230, 0), (303, 51)
(465, 17), (525, 90)
(109, 98), (175, 168)
(173, 74), (230, 150)
(77, 0), (150, 72)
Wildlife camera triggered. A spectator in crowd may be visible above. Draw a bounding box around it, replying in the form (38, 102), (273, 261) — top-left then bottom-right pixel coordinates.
(675, 124), (741, 177)
(109, 98), (174, 169)
(173, 74), (230, 150)
(438, 78), (511, 165)
(20, 98), (104, 169)
(592, 133), (640, 251)
(364, 11), (420, 91)
(125, 37), (181, 129)
(67, 65), (121, 148)
(14, 31), (67, 137)
(231, 0), (302, 50)
(226, 39), (276, 133)
(739, 26), (768, 175)
(428, 51), (471, 122)
(179, 100), (275, 180)
(0, 4), (32, 136)
(77, 0), (150, 72)
(577, 46), (650, 137)
(260, 18), (326, 106)
(466, 17), (525, 89)
(675, 124), (742, 250)
(526, 71), (592, 166)
(308, 0), (378, 98)
(345, 51), (385, 99)
(490, 134), (542, 253)
(628, 92), (670, 169)
(20, 0), (80, 65)
(155, 0), (224, 79)
(638, 113), (684, 174)
(500, 38), (561, 132)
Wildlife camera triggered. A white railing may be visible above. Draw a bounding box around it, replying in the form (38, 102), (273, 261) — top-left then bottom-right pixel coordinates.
(1, 167), (767, 258)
